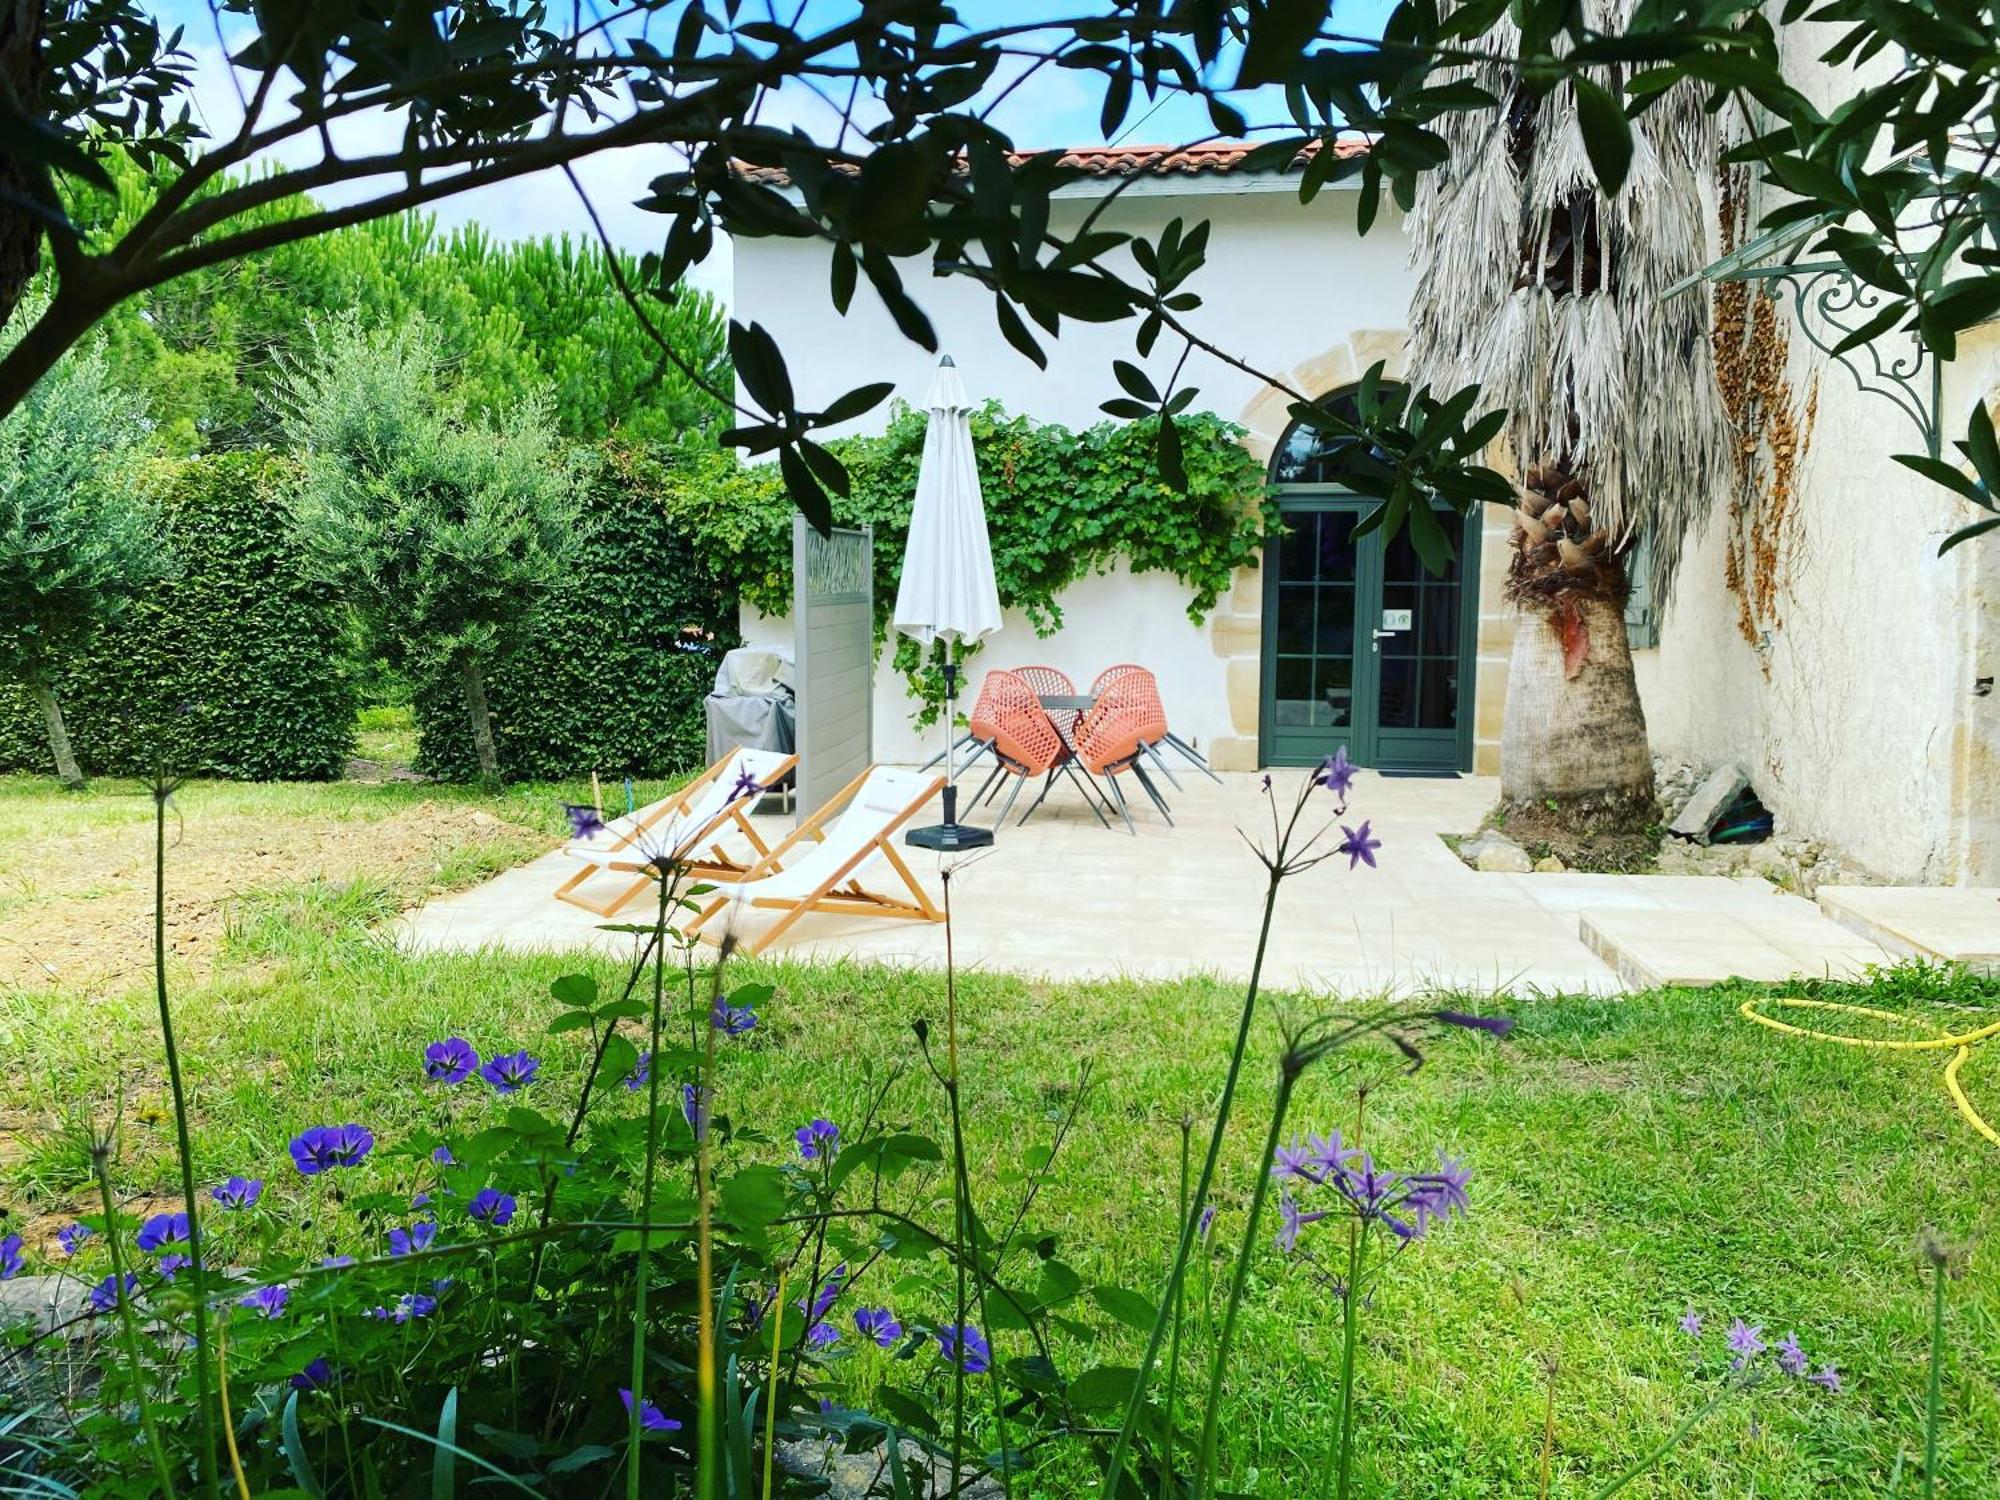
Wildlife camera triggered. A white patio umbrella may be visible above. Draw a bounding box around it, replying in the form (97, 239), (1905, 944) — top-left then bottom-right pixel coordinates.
(894, 355), (1002, 850)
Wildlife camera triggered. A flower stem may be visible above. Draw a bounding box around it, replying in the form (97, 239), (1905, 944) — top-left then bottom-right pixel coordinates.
(151, 781), (222, 1500)
(90, 1144), (175, 1496)
(694, 961), (723, 1500)
(626, 876), (674, 1500)
(1161, 1118), (1192, 1497)
(1923, 1257), (1947, 1500)
(761, 1266), (787, 1500)
(1332, 1223), (1369, 1500)
(1193, 1065), (1298, 1499)
(1588, 1385), (1734, 1499)
(1104, 870), (1284, 1495)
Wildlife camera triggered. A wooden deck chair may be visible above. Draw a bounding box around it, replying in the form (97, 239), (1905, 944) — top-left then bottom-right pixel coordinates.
(553, 747), (799, 917)
(685, 766), (946, 955)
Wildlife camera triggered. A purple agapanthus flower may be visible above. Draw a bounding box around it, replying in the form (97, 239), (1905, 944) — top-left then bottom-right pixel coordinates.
(291, 1358), (333, 1392)
(854, 1306), (902, 1347)
(156, 1254), (191, 1282)
(0, 1234), (21, 1280)
(563, 802), (606, 841)
(1726, 1320), (1765, 1368)
(1679, 1308), (1703, 1338)
(624, 1052), (652, 1092)
(1436, 1010), (1516, 1039)
(56, 1223), (91, 1256)
(1197, 1204), (1218, 1242)
(1403, 1152), (1473, 1234)
(1810, 1365), (1841, 1393)
(424, 1038), (479, 1085)
(794, 1118), (840, 1161)
(239, 1284), (290, 1319)
(1775, 1332), (1808, 1377)
(89, 1272), (137, 1312)
(682, 1083), (710, 1139)
(806, 1320), (841, 1347)
(711, 995), (758, 1036)
(936, 1323), (990, 1375)
(480, 1050), (540, 1094)
(1274, 1191), (1328, 1253)
(388, 1221), (438, 1257)
(1337, 819), (1381, 870)
(1259, 773), (1272, 795)
(468, 1189), (516, 1227)
(290, 1124), (375, 1175)
(729, 769), (762, 802)
(620, 1389), (682, 1433)
(211, 1176), (263, 1211)
(1317, 746), (1357, 800)
(136, 1212), (189, 1253)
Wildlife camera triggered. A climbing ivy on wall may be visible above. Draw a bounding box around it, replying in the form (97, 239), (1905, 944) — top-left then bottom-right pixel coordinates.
(662, 402), (1274, 719)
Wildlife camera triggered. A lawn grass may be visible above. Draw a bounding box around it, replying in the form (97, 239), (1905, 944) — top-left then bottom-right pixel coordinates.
(2, 839), (1996, 1498)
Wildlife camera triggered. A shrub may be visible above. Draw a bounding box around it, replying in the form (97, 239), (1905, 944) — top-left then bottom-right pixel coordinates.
(410, 440), (741, 781)
(0, 451), (354, 780)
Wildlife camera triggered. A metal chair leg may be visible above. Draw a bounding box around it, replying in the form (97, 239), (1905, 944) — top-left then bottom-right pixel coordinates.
(1017, 770), (1061, 827)
(1164, 732), (1224, 783)
(1104, 773), (1137, 835)
(1131, 762), (1175, 826)
(968, 762), (1005, 810)
(1057, 759), (1112, 829)
(995, 772), (1027, 825)
(1142, 741), (1183, 792)
(921, 732), (983, 774)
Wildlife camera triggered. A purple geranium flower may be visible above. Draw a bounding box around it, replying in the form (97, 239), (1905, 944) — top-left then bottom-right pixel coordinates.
(795, 1264), (846, 1327)
(239, 1284), (290, 1319)
(1775, 1332), (1808, 1377)
(388, 1221), (438, 1257)
(291, 1358), (333, 1392)
(806, 1320), (841, 1347)
(624, 1052), (652, 1092)
(620, 1389), (682, 1433)
(1726, 1320), (1765, 1368)
(156, 1254), (191, 1282)
(211, 1176), (263, 1211)
(431, 1145), (456, 1166)
(468, 1189), (516, 1227)
(321, 1255), (356, 1269)
(424, 1038), (479, 1085)
(711, 995), (757, 1036)
(372, 1292), (438, 1323)
(479, 1051), (540, 1094)
(89, 1272), (137, 1312)
(936, 1323), (991, 1375)
(0, 1235), (21, 1280)
(854, 1306), (902, 1347)
(794, 1118), (840, 1161)
(136, 1212), (189, 1254)
(1316, 746), (1357, 800)
(56, 1223), (91, 1256)
(290, 1124), (375, 1175)
(1337, 819), (1381, 870)
(563, 802), (606, 840)
(1679, 1308), (1703, 1338)
(682, 1083), (709, 1139)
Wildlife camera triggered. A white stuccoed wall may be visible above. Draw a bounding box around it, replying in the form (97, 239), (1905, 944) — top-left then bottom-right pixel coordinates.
(732, 179), (1420, 765)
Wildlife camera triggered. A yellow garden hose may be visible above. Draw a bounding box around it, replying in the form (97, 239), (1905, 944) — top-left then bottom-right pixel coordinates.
(1739, 996), (2000, 1149)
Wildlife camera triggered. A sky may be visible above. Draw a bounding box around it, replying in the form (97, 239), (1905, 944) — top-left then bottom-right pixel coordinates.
(145, 2), (1390, 307)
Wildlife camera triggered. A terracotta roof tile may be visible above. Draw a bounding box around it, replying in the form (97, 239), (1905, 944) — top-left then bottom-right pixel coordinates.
(732, 137), (1368, 187)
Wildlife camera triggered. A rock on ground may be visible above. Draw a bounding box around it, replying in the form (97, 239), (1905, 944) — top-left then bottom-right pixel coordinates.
(1460, 831), (1533, 874)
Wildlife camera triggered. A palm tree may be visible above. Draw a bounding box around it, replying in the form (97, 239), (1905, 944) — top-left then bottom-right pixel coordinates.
(1405, 31), (1732, 835)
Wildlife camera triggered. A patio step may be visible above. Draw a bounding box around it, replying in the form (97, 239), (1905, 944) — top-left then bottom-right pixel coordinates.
(1578, 902), (1893, 990)
(1816, 885), (2000, 976)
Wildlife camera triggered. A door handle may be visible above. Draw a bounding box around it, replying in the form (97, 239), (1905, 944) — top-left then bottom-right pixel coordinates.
(1371, 628), (1397, 640)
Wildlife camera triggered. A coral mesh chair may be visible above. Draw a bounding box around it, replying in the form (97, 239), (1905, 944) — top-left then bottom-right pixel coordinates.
(1074, 670), (1175, 834)
(964, 669), (1106, 828)
(1090, 663), (1222, 785)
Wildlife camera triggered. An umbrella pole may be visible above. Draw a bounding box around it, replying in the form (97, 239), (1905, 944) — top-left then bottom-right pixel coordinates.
(907, 657), (994, 850)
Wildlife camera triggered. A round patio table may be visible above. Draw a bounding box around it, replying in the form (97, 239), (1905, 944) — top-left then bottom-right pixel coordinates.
(1036, 692), (1096, 754)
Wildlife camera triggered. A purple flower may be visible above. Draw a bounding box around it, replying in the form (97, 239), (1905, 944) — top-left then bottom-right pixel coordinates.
(1726, 1320), (1765, 1368)
(239, 1284), (290, 1319)
(1337, 820), (1381, 870)
(1316, 746), (1357, 800)
(1679, 1308), (1703, 1338)
(156, 1254), (191, 1282)
(372, 1292), (438, 1323)
(1776, 1332), (1808, 1377)
(1274, 1191), (1327, 1253)
(291, 1358), (333, 1392)
(56, 1223), (91, 1256)
(211, 1176), (263, 1211)
(1197, 1204), (1218, 1242)
(410, 1192), (431, 1210)
(431, 1145), (456, 1166)
(1403, 1152), (1473, 1233)
(89, 1272), (137, 1312)
(468, 1189), (516, 1227)
(620, 1389), (682, 1433)
(936, 1323), (990, 1375)
(290, 1124), (375, 1175)
(563, 802), (605, 840)
(1810, 1365), (1841, 1393)
(806, 1320), (841, 1347)
(479, 1050), (540, 1094)
(321, 1255), (356, 1269)
(0, 1235), (21, 1280)
(682, 1083), (710, 1139)
(729, 769), (762, 802)
(624, 1052), (652, 1092)
(388, 1221), (438, 1257)
(712, 995), (758, 1036)
(424, 1038), (479, 1085)
(854, 1306), (902, 1347)
(136, 1212), (189, 1253)
(794, 1118), (840, 1161)
(1259, 773), (1272, 795)
(795, 1264), (846, 1327)
(1436, 1010), (1515, 1039)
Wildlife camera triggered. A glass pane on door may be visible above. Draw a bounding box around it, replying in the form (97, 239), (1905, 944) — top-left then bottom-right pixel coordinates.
(1270, 509), (1361, 741)
(1375, 516), (1463, 733)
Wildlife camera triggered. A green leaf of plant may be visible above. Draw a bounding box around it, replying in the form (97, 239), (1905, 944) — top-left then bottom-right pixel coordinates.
(1090, 1285), (1157, 1331)
(432, 1387), (459, 1500)
(1573, 78), (1633, 195)
(282, 1391), (325, 1500)
(1068, 1364), (1143, 1410)
(549, 974), (597, 1008)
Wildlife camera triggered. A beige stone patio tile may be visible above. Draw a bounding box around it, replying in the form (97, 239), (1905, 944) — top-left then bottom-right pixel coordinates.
(1816, 886), (2000, 975)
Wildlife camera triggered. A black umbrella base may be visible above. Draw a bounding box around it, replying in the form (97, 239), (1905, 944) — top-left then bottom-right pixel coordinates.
(905, 821), (995, 851)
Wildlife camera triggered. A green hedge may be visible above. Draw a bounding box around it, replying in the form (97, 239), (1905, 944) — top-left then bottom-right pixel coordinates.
(0, 451), (356, 780)
(410, 441), (740, 781)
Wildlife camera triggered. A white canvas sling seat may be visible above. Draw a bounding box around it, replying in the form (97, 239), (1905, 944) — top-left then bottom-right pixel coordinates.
(685, 765), (946, 956)
(552, 746), (798, 917)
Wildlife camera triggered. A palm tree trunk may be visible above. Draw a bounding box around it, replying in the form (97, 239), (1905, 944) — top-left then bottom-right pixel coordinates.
(1499, 594), (1654, 832)
(28, 678), (84, 789)
(461, 657), (500, 782)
